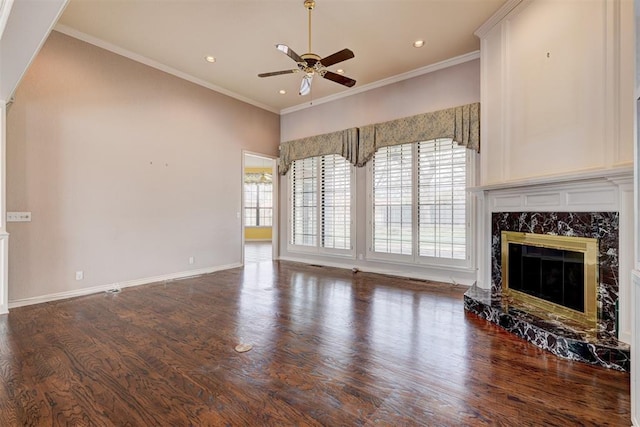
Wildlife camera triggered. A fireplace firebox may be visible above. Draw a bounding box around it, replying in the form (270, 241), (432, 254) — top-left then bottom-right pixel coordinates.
(501, 231), (598, 328)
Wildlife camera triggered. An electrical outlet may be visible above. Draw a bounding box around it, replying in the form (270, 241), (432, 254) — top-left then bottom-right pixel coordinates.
(188, 256), (194, 265)
(7, 212), (31, 222)
(75, 271), (83, 280)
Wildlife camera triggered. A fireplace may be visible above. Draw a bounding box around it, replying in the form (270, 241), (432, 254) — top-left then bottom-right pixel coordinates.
(501, 231), (598, 329)
(464, 210), (630, 371)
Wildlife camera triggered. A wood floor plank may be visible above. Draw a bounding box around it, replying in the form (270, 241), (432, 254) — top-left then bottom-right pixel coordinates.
(0, 261), (630, 425)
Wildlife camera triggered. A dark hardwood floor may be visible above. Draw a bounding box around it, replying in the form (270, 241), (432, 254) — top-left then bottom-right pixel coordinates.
(0, 261), (630, 426)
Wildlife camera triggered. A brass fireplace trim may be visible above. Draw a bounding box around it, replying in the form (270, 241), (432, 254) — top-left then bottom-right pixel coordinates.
(501, 231), (598, 328)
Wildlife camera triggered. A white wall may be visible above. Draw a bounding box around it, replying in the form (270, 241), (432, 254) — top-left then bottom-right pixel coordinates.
(6, 31), (280, 303)
(478, 0), (634, 185)
(279, 59), (481, 284)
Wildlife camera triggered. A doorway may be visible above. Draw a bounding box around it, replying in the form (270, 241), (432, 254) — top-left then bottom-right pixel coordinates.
(242, 152), (277, 264)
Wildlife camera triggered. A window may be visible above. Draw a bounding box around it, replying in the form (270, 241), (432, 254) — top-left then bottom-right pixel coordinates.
(290, 157), (317, 246)
(290, 154), (352, 253)
(417, 139), (467, 259)
(372, 144), (413, 255)
(370, 138), (469, 265)
(244, 175), (273, 227)
(321, 155), (351, 250)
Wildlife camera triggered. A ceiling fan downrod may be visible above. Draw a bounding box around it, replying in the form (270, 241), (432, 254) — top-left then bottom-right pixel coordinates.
(304, 0), (315, 54)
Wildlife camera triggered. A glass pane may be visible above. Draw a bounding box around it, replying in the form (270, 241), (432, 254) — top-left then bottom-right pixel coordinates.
(321, 155), (351, 250)
(290, 157), (317, 246)
(372, 144), (412, 255)
(417, 138), (467, 260)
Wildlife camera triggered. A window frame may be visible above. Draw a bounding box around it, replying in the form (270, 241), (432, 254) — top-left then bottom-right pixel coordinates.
(366, 139), (476, 270)
(287, 154), (356, 258)
(244, 181), (273, 228)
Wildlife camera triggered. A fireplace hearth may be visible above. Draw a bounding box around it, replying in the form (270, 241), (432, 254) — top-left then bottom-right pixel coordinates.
(464, 211), (630, 371)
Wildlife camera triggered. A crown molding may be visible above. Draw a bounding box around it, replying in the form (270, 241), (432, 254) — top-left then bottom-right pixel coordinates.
(280, 50), (481, 115)
(474, 0), (524, 38)
(55, 23), (481, 117)
(53, 24), (280, 114)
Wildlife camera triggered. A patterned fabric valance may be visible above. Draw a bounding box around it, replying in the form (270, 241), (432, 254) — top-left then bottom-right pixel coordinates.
(278, 128), (358, 175)
(278, 102), (479, 175)
(358, 103), (480, 166)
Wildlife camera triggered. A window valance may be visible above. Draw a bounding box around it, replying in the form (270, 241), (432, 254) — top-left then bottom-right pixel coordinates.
(278, 102), (479, 175)
(279, 128), (358, 175)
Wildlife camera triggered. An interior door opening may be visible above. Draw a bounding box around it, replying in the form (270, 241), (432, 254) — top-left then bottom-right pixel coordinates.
(242, 152), (277, 264)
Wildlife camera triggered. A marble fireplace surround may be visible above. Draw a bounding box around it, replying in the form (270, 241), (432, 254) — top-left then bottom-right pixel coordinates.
(465, 167), (633, 371)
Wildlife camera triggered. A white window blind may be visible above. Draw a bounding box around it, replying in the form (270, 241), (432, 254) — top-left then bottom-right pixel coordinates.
(289, 155), (352, 253)
(290, 157), (318, 246)
(418, 139), (467, 260)
(370, 138), (468, 263)
(321, 155), (351, 250)
(372, 143), (413, 255)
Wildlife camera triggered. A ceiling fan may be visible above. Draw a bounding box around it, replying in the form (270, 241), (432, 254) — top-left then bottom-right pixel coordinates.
(258, 0), (356, 96)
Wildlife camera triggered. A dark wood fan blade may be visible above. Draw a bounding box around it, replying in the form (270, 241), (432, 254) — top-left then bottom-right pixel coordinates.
(276, 44), (304, 64)
(258, 69), (298, 78)
(320, 49), (355, 67)
(323, 71), (356, 88)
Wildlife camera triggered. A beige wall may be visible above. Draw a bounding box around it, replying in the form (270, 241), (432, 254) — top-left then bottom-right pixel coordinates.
(6, 31), (279, 301)
(281, 58), (481, 141)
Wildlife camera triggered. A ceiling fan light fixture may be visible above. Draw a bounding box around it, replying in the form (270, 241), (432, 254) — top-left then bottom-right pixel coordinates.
(336, 69), (344, 74)
(413, 40), (425, 48)
(279, 89), (287, 95)
(258, 0), (356, 94)
(204, 55), (216, 63)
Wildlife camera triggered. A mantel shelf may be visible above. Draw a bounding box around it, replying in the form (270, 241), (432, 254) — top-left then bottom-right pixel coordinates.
(469, 165), (633, 193)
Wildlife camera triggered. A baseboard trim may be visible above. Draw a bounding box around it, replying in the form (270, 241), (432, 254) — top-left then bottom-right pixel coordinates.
(8, 263), (242, 309)
(278, 256), (475, 286)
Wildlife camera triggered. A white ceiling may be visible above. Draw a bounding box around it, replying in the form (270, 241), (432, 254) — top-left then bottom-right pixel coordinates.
(56, 0), (506, 114)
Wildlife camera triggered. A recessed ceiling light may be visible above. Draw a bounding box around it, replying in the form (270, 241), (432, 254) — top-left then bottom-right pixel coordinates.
(413, 40), (425, 48)
(205, 55), (216, 63)
(279, 89), (287, 95)
(336, 69), (345, 74)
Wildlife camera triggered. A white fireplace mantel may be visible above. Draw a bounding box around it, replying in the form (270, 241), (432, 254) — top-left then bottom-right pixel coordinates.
(471, 165), (633, 193)
(472, 165), (634, 345)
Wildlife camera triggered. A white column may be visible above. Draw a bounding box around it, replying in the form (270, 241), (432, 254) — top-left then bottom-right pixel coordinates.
(610, 176), (634, 345)
(0, 102), (8, 314)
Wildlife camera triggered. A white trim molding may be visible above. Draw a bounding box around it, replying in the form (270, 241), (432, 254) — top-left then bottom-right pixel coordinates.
(0, 0), (14, 41)
(278, 255), (476, 287)
(53, 24), (278, 114)
(0, 232), (7, 314)
(632, 268), (640, 426)
(8, 262), (241, 309)
(474, 0), (524, 38)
